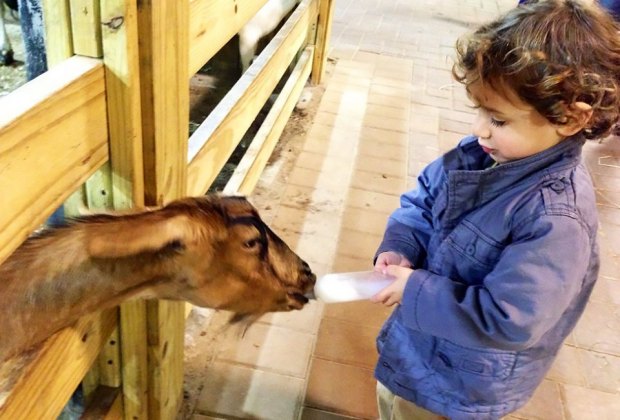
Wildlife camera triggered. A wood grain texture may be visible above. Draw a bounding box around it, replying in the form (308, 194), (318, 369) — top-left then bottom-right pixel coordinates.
(0, 56), (108, 267)
(187, 0), (313, 196)
(188, 0), (269, 75)
(0, 310), (117, 419)
(224, 47), (314, 195)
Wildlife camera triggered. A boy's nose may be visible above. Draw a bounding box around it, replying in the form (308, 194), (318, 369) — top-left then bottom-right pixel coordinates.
(472, 112), (491, 139)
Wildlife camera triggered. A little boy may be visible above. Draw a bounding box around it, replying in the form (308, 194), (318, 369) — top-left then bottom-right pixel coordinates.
(371, 1), (620, 419)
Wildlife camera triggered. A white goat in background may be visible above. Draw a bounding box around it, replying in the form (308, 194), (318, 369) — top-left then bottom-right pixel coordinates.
(238, 0), (300, 73)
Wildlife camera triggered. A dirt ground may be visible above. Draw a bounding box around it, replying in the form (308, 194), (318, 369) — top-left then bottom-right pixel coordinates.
(0, 12), (27, 95)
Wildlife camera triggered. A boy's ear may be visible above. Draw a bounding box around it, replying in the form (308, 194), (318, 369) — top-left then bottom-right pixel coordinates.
(556, 102), (593, 137)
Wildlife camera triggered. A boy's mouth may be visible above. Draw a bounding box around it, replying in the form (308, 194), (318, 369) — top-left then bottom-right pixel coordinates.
(481, 145), (495, 154)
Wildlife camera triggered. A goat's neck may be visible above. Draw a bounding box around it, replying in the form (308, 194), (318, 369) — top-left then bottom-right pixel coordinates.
(0, 226), (171, 362)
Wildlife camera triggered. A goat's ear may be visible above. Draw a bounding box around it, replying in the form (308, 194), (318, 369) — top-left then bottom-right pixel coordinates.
(87, 215), (196, 258)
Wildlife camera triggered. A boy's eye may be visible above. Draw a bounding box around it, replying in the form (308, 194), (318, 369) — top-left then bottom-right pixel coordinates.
(490, 117), (506, 127)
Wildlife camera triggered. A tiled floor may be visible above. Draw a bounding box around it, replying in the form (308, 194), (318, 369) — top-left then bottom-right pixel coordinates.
(189, 0), (620, 419)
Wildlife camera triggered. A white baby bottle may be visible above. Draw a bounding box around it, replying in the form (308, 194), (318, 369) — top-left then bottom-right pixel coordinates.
(314, 270), (395, 303)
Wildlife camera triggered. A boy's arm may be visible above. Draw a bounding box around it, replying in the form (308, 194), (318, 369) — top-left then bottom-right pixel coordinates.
(397, 214), (592, 350)
(375, 159), (442, 268)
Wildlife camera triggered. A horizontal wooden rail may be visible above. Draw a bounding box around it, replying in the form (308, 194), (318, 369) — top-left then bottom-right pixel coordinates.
(187, 0), (313, 196)
(0, 56), (109, 267)
(188, 0), (269, 76)
(0, 309), (117, 419)
(224, 46), (314, 195)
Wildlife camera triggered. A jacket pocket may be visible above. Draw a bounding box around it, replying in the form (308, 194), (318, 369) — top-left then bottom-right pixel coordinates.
(438, 221), (504, 283)
(430, 339), (517, 403)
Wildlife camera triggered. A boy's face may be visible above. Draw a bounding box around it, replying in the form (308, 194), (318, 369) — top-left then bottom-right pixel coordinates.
(467, 81), (564, 163)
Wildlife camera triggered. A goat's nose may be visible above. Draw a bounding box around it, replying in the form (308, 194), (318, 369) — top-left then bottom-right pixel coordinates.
(304, 289), (316, 300)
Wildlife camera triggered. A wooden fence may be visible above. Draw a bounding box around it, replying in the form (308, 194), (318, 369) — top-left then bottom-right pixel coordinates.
(0, 0), (334, 418)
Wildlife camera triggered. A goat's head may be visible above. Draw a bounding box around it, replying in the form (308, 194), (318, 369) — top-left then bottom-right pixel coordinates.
(86, 195), (316, 315)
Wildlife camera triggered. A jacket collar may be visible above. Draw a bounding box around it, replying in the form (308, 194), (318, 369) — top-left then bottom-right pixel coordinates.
(441, 135), (585, 220)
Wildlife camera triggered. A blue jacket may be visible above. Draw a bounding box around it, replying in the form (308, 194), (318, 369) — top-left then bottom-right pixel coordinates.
(374, 135), (599, 419)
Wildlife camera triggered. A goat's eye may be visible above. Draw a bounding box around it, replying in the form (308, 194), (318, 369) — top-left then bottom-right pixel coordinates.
(243, 238), (261, 249)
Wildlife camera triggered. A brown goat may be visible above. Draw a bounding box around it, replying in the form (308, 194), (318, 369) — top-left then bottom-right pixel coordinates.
(0, 194), (316, 363)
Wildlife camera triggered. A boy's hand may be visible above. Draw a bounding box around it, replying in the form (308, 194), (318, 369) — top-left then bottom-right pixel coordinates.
(371, 265), (413, 306)
(374, 251), (412, 271)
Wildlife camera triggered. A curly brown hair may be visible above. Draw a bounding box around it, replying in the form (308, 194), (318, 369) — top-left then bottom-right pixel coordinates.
(453, 0), (620, 139)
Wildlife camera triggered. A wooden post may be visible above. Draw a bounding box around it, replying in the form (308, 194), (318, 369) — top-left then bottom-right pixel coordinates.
(137, 0), (189, 418)
(311, 0), (334, 84)
(100, 0), (148, 418)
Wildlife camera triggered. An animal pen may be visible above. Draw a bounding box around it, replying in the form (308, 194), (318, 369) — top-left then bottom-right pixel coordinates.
(0, 0), (333, 418)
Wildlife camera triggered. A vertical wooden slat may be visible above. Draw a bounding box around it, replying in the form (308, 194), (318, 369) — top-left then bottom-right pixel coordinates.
(42, 0), (74, 66)
(311, 0), (334, 84)
(70, 0), (103, 57)
(100, 0), (148, 418)
(137, 0), (189, 418)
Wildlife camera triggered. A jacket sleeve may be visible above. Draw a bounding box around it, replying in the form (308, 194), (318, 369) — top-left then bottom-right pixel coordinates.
(375, 159), (443, 268)
(399, 213), (593, 350)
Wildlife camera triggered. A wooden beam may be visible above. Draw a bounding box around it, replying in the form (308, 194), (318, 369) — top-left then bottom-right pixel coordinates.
(0, 310), (117, 419)
(187, 0), (312, 196)
(224, 46), (314, 195)
(311, 0), (334, 84)
(188, 0), (269, 76)
(70, 0), (103, 57)
(0, 56), (108, 267)
(99, 0), (149, 413)
(137, 0), (189, 418)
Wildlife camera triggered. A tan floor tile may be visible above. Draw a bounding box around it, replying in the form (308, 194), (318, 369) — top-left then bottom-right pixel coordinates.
(363, 113), (409, 133)
(281, 184), (345, 211)
(330, 254), (375, 273)
(561, 384), (620, 420)
(572, 300), (620, 356)
(346, 187), (401, 214)
(301, 407), (359, 419)
(350, 169), (406, 196)
(322, 299), (393, 330)
(410, 113), (440, 135)
(295, 150), (330, 170)
(358, 138), (407, 162)
(589, 276), (620, 305)
(372, 76), (413, 91)
(215, 323), (314, 378)
(547, 345), (587, 386)
(258, 299), (324, 335)
(192, 414), (225, 420)
(580, 350), (620, 394)
(365, 102), (410, 121)
(598, 246), (620, 279)
(354, 154), (407, 178)
(410, 143), (442, 164)
(373, 66), (412, 82)
(304, 137), (362, 161)
(512, 379), (564, 420)
(367, 92), (410, 109)
(306, 121), (361, 143)
(341, 206), (390, 237)
(305, 358), (378, 419)
(288, 166), (324, 189)
(314, 317), (381, 369)
(359, 126), (409, 147)
(313, 110), (365, 132)
(410, 132), (441, 149)
(336, 228), (383, 260)
(295, 231), (340, 267)
(329, 73), (372, 88)
(196, 361), (304, 419)
(438, 130), (464, 152)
